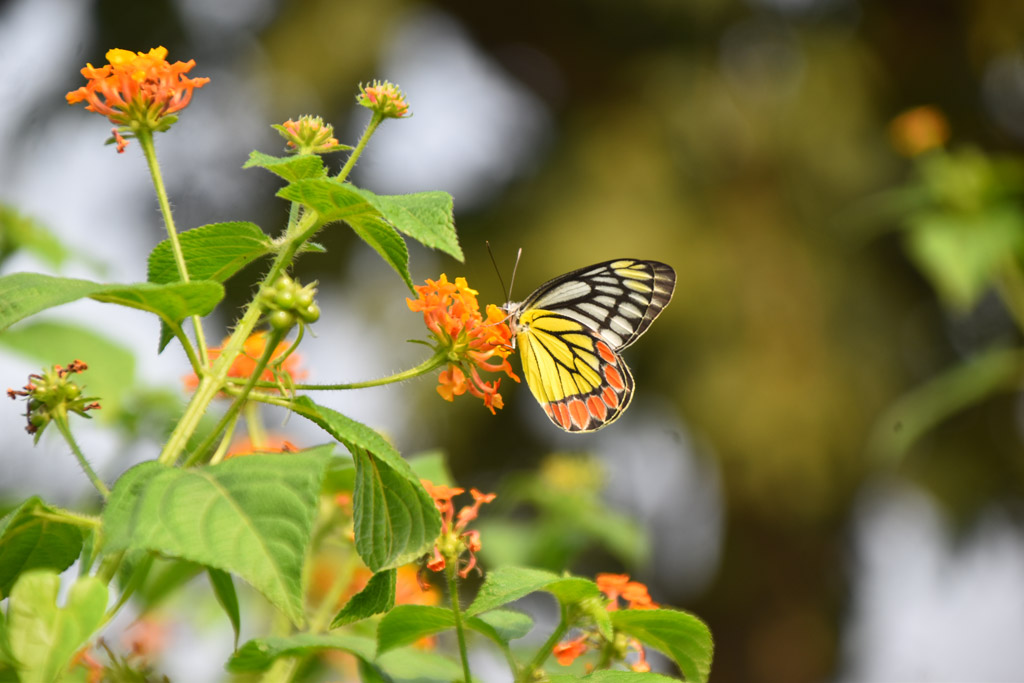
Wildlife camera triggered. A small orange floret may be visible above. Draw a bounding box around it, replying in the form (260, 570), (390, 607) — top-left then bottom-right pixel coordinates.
(596, 572), (658, 610)
(357, 80), (410, 119)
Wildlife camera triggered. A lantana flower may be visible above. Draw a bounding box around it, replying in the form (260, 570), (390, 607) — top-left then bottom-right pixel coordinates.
(7, 359), (100, 441)
(408, 274), (519, 414)
(889, 105), (950, 158)
(421, 480), (496, 579)
(273, 115), (348, 155)
(184, 331), (306, 391)
(356, 80), (410, 119)
(552, 573), (658, 673)
(66, 47), (209, 152)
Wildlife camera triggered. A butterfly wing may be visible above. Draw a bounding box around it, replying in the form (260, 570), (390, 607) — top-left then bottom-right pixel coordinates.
(520, 259), (676, 350)
(511, 259), (675, 432)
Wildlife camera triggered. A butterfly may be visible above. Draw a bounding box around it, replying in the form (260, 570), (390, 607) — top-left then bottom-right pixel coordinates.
(503, 259), (676, 432)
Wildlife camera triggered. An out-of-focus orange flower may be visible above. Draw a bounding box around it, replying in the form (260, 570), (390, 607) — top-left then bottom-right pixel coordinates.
(225, 436), (298, 459)
(357, 80), (410, 119)
(596, 573), (658, 610)
(408, 275), (519, 414)
(69, 647), (104, 683)
(553, 573), (659, 671)
(184, 332), (306, 392)
(553, 635), (589, 666)
(122, 618), (167, 661)
(66, 47), (209, 151)
(421, 480), (496, 579)
(889, 105), (950, 158)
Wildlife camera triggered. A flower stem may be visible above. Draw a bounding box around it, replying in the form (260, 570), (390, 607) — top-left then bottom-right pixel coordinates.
(52, 413), (109, 499)
(336, 112), (383, 183)
(446, 563), (473, 683)
(516, 605), (570, 683)
(227, 351), (449, 392)
(159, 210), (320, 465)
(182, 328), (287, 468)
(136, 128), (209, 366)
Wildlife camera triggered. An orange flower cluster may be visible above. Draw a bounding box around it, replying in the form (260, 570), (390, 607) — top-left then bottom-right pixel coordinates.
(225, 436), (298, 459)
(408, 275), (519, 414)
(421, 480), (496, 579)
(66, 47), (209, 151)
(184, 332), (306, 391)
(552, 573), (658, 673)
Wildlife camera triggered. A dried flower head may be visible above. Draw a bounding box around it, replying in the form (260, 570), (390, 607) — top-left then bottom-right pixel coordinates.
(7, 360), (100, 442)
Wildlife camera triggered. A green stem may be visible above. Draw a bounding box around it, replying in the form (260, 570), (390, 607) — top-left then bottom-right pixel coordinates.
(137, 128), (209, 366)
(158, 211), (321, 465)
(225, 351), (449, 391)
(446, 563), (473, 683)
(207, 409), (241, 466)
(183, 328), (287, 468)
(996, 258), (1024, 336)
(516, 605), (571, 683)
(53, 414), (109, 499)
(336, 112), (383, 182)
(34, 509), (101, 529)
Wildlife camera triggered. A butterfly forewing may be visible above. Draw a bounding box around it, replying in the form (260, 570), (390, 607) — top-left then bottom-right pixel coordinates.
(509, 259), (675, 433)
(520, 259), (676, 350)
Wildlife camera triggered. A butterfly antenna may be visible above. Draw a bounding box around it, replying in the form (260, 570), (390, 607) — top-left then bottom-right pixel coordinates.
(486, 240), (511, 304)
(508, 247), (523, 301)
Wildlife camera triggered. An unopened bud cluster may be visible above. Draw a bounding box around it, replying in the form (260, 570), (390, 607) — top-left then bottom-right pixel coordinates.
(273, 115), (348, 155)
(260, 274), (321, 331)
(7, 360), (100, 441)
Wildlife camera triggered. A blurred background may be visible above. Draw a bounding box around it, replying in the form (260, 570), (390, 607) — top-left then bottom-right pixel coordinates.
(4, 0), (1024, 681)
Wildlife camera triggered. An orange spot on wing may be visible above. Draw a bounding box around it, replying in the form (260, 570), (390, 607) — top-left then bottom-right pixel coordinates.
(602, 386), (619, 408)
(604, 365), (624, 391)
(554, 402), (572, 430)
(587, 395), (608, 422)
(568, 399), (589, 430)
(596, 341), (616, 363)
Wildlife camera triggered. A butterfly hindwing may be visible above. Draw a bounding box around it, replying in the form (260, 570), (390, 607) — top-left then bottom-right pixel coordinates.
(508, 259), (675, 433)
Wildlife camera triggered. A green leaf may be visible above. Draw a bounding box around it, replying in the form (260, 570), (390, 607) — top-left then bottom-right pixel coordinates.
(346, 213), (414, 291)
(0, 205), (71, 269)
(277, 179), (415, 289)
(904, 204), (1024, 310)
(466, 566), (576, 616)
(377, 605), (455, 654)
(472, 608), (533, 642)
(227, 633), (375, 673)
(147, 221), (272, 351)
(0, 497), (84, 598)
(6, 571), (108, 683)
(147, 222), (272, 285)
(376, 646), (469, 682)
(611, 609), (714, 683)
(208, 568), (241, 650)
(352, 188), (462, 262)
(102, 452), (332, 626)
(0, 321), (136, 419)
(331, 568), (396, 628)
(0, 273), (223, 333)
(244, 151), (327, 183)
(548, 672), (682, 683)
(290, 397), (440, 571)
(277, 178), (375, 223)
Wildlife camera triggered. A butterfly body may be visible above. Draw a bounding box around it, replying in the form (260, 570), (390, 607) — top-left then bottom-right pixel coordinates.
(504, 259), (676, 432)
